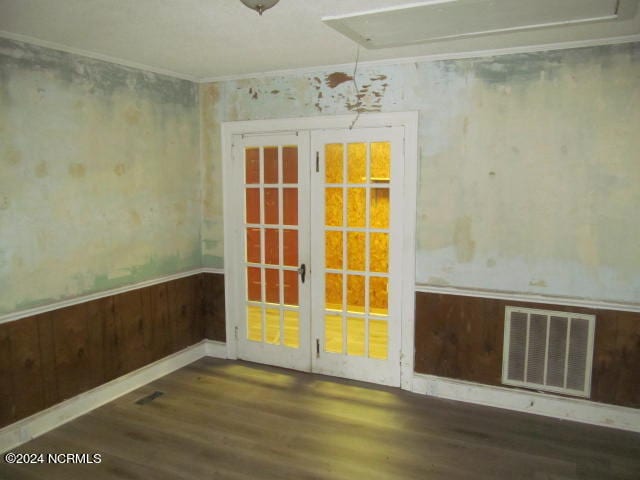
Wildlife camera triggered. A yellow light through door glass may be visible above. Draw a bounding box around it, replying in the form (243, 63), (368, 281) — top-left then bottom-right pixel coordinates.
(347, 188), (366, 227)
(325, 231), (343, 269)
(325, 315), (343, 353)
(370, 142), (390, 182)
(347, 232), (365, 271)
(265, 308), (280, 345)
(347, 317), (365, 356)
(347, 143), (366, 184)
(325, 144), (343, 184)
(347, 275), (365, 313)
(325, 273), (343, 311)
(368, 320), (388, 359)
(370, 233), (389, 273)
(283, 310), (299, 348)
(325, 188), (343, 227)
(247, 306), (262, 342)
(369, 276), (388, 315)
(370, 188), (389, 229)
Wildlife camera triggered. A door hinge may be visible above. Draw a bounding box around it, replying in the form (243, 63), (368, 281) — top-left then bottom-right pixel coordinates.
(315, 151), (319, 173)
(235, 326), (239, 340)
(316, 338), (320, 358)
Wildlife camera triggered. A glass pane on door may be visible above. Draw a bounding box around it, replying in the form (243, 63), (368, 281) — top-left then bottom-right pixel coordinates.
(244, 145), (300, 349)
(322, 141), (391, 360)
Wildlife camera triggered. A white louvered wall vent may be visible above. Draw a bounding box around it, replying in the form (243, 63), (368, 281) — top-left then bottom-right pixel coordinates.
(502, 307), (595, 398)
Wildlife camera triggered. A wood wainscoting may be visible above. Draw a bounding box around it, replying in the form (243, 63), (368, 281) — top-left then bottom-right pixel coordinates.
(414, 291), (640, 409)
(0, 272), (225, 429)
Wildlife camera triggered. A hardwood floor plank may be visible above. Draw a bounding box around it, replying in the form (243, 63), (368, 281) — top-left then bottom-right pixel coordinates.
(2, 358), (639, 480)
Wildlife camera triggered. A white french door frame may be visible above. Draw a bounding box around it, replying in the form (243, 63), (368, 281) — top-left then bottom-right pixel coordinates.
(232, 132), (312, 371)
(221, 112), (418, 390)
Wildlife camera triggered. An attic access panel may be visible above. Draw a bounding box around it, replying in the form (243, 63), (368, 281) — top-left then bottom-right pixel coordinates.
(323, 0), (639, 49)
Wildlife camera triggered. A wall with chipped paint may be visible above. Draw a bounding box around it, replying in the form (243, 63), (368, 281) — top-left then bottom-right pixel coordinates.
(0, 38), (201, 315)
(2, 38), (638, 315)
(201, 43), (640, 305)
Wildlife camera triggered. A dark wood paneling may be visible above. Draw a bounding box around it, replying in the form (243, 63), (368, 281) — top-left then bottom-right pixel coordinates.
(599, 310), (640, 407)
(114, 289), (150, 375)
(102, 295), (121, 382)
(51, 304), (91, 401)
(0, 322), (14, 425)
(193, 274), (205, 342)
(8, 316), (46, 420)
(141, 283), (172, 362)
(36, 312), (59, 407)
(203, 272), (226, 342)
(50, 300), (106, 401)
(167, 276), (199, 352)
(591, 309), (620, 403)
(415, 293), (503, 386)
(0, 272), (224, 429)
(415, 291), (640, 408)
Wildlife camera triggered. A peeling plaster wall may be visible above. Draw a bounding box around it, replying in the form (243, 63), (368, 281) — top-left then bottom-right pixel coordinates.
(201, 43), (640, 304)
(0, 39), (200, 315)
(200, 83), (224, 268)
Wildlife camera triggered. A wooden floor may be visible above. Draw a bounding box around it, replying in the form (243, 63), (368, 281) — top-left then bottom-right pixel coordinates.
(2, 358), (639, 479)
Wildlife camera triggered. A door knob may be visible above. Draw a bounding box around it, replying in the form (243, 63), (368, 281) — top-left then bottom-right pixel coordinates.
(298, 264), (306, 283)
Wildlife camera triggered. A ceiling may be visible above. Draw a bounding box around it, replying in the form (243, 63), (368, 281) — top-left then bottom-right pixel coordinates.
(1, 0), (639, 81)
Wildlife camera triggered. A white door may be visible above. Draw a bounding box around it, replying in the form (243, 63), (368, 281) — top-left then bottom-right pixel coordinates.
(310, 128), (404, 387)
(233, 126), (406, 387)
(235, 133), (312, 371)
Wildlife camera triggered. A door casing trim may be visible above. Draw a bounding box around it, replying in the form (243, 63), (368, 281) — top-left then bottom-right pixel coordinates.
(221, 112), (419, 388)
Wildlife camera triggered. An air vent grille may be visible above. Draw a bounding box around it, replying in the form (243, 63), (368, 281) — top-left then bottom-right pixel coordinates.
(502, 307), (595, 397)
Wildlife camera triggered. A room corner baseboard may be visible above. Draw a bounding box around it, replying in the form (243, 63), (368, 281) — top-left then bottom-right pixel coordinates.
(204, 340), (228, 358)
(2, 343), (634, 455)
(411, 373), (640, 433)
(0, 341), (207, 454)
(201, 267), (225, 275)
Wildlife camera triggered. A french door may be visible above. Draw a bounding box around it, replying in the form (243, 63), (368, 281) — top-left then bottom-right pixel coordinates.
(233, 126), (405, 387)
(310, 128), (403, 386)
(234, 133), (312, 371)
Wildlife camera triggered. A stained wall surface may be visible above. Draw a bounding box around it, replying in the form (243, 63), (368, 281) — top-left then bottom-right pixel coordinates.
(0, 38), (201, 315)
(201, 43), (640, 304)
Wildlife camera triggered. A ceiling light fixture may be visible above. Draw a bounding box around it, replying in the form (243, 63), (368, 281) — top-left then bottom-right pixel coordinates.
(240, 0), (280, 15)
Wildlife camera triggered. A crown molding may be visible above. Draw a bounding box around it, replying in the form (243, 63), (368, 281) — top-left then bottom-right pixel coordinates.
(0, 30), (196, 82)
(3, 29), (639, 85)
(198, 34), (640, 83)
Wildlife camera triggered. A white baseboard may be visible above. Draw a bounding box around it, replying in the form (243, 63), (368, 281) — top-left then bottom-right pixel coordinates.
(0, 341), (207, 454)
(201, 267), (225, 275)
(3, 344), (636, 454)
(204, 339), (228, 358)
(411, 373), (640, 433)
